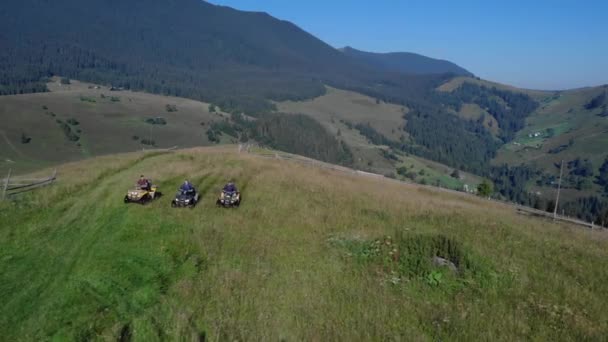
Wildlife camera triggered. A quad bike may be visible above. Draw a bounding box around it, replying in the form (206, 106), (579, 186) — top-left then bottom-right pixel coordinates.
(216, 190), (241, 208)
(124, 185), (161, 204)
(171, 189), (199, 208)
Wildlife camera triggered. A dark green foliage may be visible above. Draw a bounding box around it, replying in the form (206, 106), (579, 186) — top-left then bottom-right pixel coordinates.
(355, 123), (395, 147)
(381, 149), (399, 161)
(490, 165), (541, 204)
(404, 108), (499, 174)
(340, 119), (353, 130)
(338, 233), (494, 290)
(341, 46), (472, 76)
(596, 156), (608, 192)
(79, 96), (96, 103)
(451, 169), (461, 179)
(132, 135), (140, 141)
(209, 104), (216, 113)
(66, 118), (79, 126)
(60, 77), (71, 85)
(585, 92), (606, 110)
(0, 0), (454, 116)
(206, 129), (220, 143)
(567, 158), (593, 177)
(140, 139), (155, 146)
(41, 105), (48, 110)
(445, 83), (539, 141)
(562, 196), (607, 225)
(145, 117), (167, 125)
(548, 144), (569, 154)
(210, 121), (239, 138)
(110, 96), (120, 102)
(252, 114), (353, 165)
(20, 133), (31, 144)
(58, 122), (80, 142)
(477, 180), (493, 197)
(165, 104), (178, 112)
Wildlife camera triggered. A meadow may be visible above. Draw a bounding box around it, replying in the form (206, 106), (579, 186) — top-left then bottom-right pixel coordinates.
(0, 78), (224, 175)
(1, 146), (607, 340)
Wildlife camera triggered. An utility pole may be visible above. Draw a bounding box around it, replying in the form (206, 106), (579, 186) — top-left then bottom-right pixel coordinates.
(553, 160), (564, 220)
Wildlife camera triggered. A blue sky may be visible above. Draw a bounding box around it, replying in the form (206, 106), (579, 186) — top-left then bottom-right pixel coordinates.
(210, 0), (608, 90)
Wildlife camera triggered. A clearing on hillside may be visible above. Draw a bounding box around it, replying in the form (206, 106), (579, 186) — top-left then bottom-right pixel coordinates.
(0, 78), (227, 174)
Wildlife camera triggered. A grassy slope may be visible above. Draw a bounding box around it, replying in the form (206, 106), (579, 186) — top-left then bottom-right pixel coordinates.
(1, 147), (607, 340)
(0, 78), (226, 175)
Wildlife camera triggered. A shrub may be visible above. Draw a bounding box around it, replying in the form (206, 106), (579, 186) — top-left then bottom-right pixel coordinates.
(477, 180), (493, 197)
(140, 139), (155, 146)
(21, 133), (31, 144)
(59, 122), (79, 142)
(145, 117), (167, 125)
(165, 104), (178, 112)
(66, 118), (79, 126)
(79, 96), (96, 103)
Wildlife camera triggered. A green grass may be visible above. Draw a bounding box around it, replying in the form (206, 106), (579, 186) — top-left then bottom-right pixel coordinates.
(1, 147), (607, 340)
(0, 78), (227, 175)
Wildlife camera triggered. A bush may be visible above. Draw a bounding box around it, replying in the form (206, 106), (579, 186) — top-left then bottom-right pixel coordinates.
(110, 96), (120, 102)
(132, 135), (140, 141)
(145, 117), (167, 125)
(66, 118), (79, 126)
(477, 180), (493, 197)
(60, 77), (71, 85)
(21, 133), (31, 144)
(59, 122), (79, 142)
(165, 104), (178, 112)
(79, 96), (96, 103)
(140, 139), (155, 146)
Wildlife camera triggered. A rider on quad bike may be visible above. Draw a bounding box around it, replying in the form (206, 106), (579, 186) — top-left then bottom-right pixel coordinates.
(217, 180), (241, 207)
(137, 175), (151, 191)
(172, 180), (199, 207)
(223, 181), (238, 193)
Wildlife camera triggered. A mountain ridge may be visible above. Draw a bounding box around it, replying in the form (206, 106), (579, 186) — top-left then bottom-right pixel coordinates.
(340, 46), (473, 76)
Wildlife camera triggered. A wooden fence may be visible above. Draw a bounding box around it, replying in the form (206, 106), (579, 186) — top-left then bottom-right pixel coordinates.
(241, 144), (604, 230)
(1, 169), (57, 200)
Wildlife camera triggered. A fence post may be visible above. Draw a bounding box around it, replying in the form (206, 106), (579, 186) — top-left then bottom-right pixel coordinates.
(2, 169), (11, 201)
(51, 169), (57, 184)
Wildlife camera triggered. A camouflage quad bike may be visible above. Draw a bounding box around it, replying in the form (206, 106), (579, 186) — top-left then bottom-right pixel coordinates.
(124, 185), (161, 204)
(216, 190), (241, 208)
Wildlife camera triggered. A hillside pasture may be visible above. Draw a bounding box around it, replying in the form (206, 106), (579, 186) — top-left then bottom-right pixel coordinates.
(1, 147), (607, 340)
(0, 78), (225, 174)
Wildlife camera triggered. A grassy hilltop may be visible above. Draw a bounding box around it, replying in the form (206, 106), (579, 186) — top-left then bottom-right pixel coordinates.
(1, 146), (607, 340)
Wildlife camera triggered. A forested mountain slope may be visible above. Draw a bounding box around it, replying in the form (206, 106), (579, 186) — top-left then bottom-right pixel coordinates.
(0, 0), (447, 114)
(340, 46), (472, 76)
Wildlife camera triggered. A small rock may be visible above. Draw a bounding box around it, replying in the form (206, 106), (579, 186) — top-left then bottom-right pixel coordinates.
(432, 256), (458, 273)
